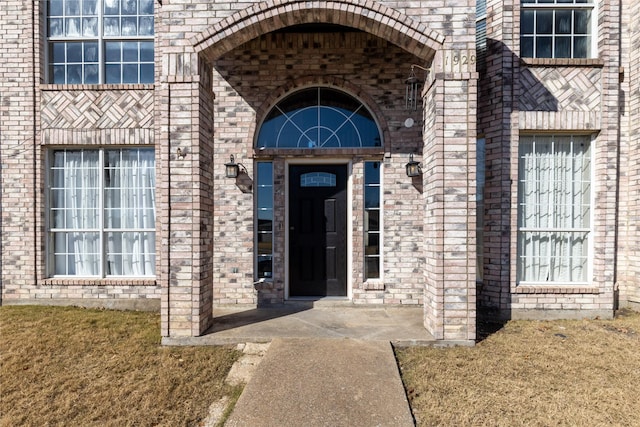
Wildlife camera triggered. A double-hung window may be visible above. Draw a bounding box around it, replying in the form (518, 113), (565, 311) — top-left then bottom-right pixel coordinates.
(521, 0), (595, 59)
(47, 0), (154, 84)
(49, 148), (156, 277)
(517, 135), (591, 284)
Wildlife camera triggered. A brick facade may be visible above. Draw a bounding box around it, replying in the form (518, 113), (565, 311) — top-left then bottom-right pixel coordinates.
(1, 0), (638, 341)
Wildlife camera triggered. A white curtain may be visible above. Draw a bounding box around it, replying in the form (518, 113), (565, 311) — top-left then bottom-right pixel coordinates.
(518, 136), (590, 283)
(105, 148), (156, 276)
(52, 150), (100, 275)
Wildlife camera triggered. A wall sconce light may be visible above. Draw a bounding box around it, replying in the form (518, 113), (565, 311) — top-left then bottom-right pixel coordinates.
(405, 64), (430, 110)
(405, 153), (422, 177)
(176, 148), (185, 159)
(225, 154), (247, 178)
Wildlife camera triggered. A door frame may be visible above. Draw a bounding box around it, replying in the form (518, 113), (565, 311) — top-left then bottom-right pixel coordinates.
(285, 158), (353, 300)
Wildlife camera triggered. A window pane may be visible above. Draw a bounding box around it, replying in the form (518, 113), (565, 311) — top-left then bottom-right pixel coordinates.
(83, 0), (99, 15)
(84, 64), (99, 84)
(49, 18), (64, 37)
(122, 0), (138, 15)
(121, 17), (138, 36)
(364, 187), (380, 209)
(139, 16), (154, 36)
(52, 65), (66, 83)
(67, 64), (82, 84)
(555, 10), (572, 34)
(105, 41), (121, 62)
(365, 210), (380, 232)
(105, 64), (121, 84)
(122, 64), (138, 83)
(66, 18), (81, 37)
(536, 10), (553, 34)
(364, 162), (381, 184)
(536, 36), (553, 58)
(140, 64), (154, 84)
(574, 36), (589, 58)
(521, 10), (534, 34)
(66, 0), (81, 15)
(365, 257), (380, 279)
(104, 0), (120, 14)
(84, 42), (98, 62)
(122, 41), (138, 62)
(49, 0), (64, 16)
(521, 37), (534, 58)
(555, 36), (571, 58)
(139, 41), (154, 61)
(139, 0), (154, 14)
(104, 17), (120, 36)
(574, 10), (590, 34)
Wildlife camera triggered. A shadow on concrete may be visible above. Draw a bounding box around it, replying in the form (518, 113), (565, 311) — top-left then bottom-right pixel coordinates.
(203, 303), (312, 335)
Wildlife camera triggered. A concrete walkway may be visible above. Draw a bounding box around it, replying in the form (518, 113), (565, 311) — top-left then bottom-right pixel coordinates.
(225, 337), (415, 427)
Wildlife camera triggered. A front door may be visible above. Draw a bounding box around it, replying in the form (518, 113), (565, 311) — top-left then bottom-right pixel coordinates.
(289, 164), (347, 297)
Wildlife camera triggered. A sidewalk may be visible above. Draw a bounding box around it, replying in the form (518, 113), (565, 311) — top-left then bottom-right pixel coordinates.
(224, 337), (415, 427)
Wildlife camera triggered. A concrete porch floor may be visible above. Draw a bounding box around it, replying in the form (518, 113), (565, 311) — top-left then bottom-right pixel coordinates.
(162, 301), (456, 346)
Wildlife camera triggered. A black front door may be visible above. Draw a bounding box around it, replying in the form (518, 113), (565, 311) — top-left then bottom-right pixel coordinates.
(289, 165), (347, 297)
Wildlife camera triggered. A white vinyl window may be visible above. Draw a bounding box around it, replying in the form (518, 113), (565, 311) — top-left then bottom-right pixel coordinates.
(517, 135), (591, 284)
(521, 0), (594, 59)
(48, 148), (156, 277)
(364, 161), (381, 280)
(255, 162), (274, 280)
(47, 0), (154, 84)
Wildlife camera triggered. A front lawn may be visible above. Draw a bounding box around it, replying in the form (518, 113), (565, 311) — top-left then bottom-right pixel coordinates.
(396, 309), (640, 426)
(0, 306), (241, 427)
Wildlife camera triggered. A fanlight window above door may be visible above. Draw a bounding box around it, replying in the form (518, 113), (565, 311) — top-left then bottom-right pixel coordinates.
(256, 87), (382, 149)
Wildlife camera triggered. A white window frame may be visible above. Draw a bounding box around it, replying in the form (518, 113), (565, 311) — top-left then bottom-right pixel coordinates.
(520, 0), (597, 59)
(47, 147), (156, 278)
(364, 160), (383, 282)
(516, 134), (594, 286)
(255, 161), (274, 282)
(46, 0), (154, 84)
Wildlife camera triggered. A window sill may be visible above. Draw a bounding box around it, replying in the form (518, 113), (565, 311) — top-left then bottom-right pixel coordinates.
(42, 278), (157, 286)
(515, 284), (599, 294)
(520, 58), (604, 68)
(362, 281), (385, 291)
(41, 83), (154, 91)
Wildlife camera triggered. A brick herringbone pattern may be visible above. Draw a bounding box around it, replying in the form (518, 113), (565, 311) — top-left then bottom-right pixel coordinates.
(520, 67), (601, 112)
(41, 90), (154, 129)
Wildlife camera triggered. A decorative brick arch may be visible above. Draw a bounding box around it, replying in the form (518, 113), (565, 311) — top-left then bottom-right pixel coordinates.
(191, 0), (445, 62)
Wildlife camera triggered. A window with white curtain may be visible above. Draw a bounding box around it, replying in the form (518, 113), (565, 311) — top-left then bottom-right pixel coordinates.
(47, 0), (154, 84)
(520, 0), (594, 59)
(517, 135), (591, 284)
(49, 148), (156, 277)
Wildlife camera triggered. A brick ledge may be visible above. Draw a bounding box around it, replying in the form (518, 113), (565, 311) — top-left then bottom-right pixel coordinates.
(520, 58), (604, 67)
(515, 285), (600, 294)
(41, 278), (158, 287)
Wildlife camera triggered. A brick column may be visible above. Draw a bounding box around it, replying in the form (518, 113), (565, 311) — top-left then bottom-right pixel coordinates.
(423, 50), (478, 342)
(158, 55), (215, 337)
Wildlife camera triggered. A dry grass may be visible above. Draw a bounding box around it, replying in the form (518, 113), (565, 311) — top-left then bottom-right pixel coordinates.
(0, 306), (242, 427)
(396, 309), (640, 427)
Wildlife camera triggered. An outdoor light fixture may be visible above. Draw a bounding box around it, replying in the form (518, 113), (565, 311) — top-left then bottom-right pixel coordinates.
(176, 148), (185, 159)
(405, 153), (422, 177)
(405, 64), (430, 110)
(225, 154), (248, 178)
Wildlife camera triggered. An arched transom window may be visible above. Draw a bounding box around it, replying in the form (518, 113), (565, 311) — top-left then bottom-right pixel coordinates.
(256, 87), (382, 149)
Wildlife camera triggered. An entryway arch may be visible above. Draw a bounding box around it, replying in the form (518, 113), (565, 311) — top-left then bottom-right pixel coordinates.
(191, 0), (444, 62)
